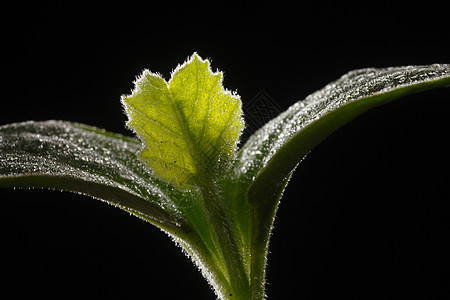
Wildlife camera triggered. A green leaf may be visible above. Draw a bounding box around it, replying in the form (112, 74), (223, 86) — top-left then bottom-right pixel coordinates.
(121, 54), (250, 298)
(233, 64), (450, 298)
(0, 120), (232, 297)
(0, 120), (183, 229)
(122, 53), (244, 190)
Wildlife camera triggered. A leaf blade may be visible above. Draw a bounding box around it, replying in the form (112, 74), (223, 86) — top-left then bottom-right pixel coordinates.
(237, 65), (450, 192)
(122, 53), (244, 190)
(0, 120), (187, 229)
(0, 120), (234, 298)
(236, 64), (450, 297)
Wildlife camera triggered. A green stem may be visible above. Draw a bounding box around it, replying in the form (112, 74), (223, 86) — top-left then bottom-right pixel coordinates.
(199, 179), (251, 300)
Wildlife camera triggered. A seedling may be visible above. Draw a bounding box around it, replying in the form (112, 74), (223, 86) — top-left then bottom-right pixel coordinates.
(1, 54), (448, 299)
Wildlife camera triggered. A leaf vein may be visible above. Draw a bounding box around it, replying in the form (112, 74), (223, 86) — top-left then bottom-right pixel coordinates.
(126, 105), (183, 139)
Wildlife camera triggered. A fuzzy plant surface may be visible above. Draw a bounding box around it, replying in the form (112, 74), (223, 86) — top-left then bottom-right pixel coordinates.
(0, 53), (449, 299)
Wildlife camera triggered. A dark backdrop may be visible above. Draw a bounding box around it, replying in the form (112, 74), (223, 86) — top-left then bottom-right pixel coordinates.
(2, 2), (449, 299)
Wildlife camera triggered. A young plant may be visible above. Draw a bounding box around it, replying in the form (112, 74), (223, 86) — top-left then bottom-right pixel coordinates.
(0, 54), (448, 299)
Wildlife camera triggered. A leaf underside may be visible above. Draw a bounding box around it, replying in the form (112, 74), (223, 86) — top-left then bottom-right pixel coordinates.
(0, 119), (235, 294)
(231, 64), (450, 299)
(0, 121), (185, 228)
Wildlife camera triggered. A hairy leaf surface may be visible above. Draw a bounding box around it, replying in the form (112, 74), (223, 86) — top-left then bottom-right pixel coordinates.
(0, 120), (235, 296)
(237, 65), (450, 190)
(0, 120), (188, 228)
(231, 64), (450, 298)
(122, 53), (244, 190)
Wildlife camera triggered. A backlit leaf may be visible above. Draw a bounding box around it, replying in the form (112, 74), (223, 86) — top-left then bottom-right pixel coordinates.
(122, 53), (244, 189)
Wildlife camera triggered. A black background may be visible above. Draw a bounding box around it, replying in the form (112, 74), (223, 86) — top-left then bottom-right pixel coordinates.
(2, 1), (449, 299)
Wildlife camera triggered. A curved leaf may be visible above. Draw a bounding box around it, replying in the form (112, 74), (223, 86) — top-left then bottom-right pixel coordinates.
(237, 65), (450, 190)
(0, 120), (233, 295)
(0, 120), (186, 228)
(233, 64), (450, 297)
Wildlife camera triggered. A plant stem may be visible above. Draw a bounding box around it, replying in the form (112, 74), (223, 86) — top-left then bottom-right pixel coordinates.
(199, 179), (251, 300)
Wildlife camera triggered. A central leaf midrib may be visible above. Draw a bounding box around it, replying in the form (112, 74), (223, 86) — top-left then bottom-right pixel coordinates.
(166, 63), (222, 184)
(166, 84), (234, 282)
(166, 90), (206, 184)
